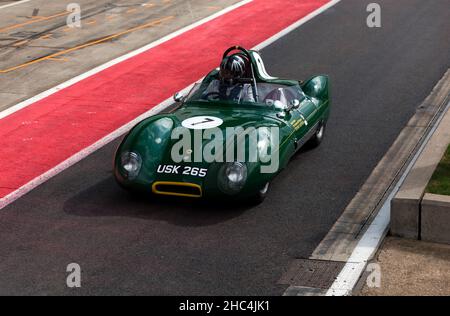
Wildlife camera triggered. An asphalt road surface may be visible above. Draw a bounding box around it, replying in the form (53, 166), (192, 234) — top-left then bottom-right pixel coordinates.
(0, 0), (449, 295)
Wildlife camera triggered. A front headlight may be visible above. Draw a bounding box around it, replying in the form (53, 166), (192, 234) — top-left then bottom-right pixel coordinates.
(120, 151), (142, 180)
(218, 162), (248, 194)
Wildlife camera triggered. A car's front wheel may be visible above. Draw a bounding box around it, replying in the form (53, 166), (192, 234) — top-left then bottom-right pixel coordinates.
(249, 182), (270, 205)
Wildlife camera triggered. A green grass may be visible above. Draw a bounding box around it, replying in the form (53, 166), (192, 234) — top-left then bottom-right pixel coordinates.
(427, 144), (450, 196)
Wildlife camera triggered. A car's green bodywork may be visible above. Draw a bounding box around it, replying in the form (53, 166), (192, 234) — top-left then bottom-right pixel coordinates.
(114, 47), (330, 201)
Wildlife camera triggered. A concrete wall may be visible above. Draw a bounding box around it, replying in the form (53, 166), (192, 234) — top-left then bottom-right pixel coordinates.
(422, 194), (450, 244)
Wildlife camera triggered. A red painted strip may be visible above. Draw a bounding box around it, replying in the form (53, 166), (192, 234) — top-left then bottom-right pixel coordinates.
(0, 0), (329, 198)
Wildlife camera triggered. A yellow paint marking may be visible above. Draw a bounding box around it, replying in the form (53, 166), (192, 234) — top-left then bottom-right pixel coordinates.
(106, 15), (118, 20)
(48, 57), (69, 62)
(0, 11), (69, 33)
(142, 3), (155, 8)
(126, 8), (138, 14)
(62, 26), (74, 32)
(289, 119), (305, 131)
(294, 122), (305, 130)
(0, 16), (174, 74)
(38, 34), (52, 40)
(12, 40), (29, 46)
(85, 20), (97, 25)
(291, 119), (304, 128)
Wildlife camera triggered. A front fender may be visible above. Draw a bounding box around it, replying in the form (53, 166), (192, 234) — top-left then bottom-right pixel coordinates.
(114, 115), (175, 187)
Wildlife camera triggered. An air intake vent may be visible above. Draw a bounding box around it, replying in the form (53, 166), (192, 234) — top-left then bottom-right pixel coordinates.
(152, 182), (202, 198)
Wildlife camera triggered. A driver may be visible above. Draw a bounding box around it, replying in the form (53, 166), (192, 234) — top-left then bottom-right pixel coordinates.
(203, 54), (255, 102)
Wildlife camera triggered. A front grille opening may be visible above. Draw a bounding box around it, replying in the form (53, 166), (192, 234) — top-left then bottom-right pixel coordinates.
(154, 183), (202, 197)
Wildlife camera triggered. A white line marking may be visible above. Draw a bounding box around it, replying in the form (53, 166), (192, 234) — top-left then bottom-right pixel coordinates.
(0, 0), (31, 10)
(0, 0), (342, 209)
(326, 100), (450, 296)
(253, 0), (341, 51)
(0, 0), (253, 120)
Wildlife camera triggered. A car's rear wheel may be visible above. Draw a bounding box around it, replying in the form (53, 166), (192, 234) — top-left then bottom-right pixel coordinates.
(308, 121), (326, 148)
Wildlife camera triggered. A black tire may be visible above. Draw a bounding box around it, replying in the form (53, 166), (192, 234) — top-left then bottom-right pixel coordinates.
(249, 182), (270, 205)
(308, 121), (326, 148)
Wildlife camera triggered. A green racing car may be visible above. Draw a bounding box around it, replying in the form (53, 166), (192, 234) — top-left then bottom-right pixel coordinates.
(114, 46), (330, 204)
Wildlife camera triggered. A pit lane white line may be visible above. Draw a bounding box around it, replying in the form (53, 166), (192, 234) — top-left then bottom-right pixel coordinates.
(326, 99), (450, 296)
(0, 0), (342, 210)
(253, 0), (341, 51)
(0, 0), (32, 10)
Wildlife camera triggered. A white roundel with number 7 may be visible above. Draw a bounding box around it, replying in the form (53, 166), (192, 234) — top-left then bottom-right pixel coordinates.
(182, 116), (223, 129)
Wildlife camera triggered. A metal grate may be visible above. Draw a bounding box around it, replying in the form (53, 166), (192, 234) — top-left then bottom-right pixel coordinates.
(279, 259), (345, 289)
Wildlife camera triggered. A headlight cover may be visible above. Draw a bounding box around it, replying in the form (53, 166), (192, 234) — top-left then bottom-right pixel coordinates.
(120, 151), (142, 180)
(218, 162), (248, 194)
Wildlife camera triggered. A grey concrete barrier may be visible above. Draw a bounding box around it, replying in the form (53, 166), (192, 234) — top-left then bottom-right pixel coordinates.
(391, 197), (420, 239)
(421, 193), (450, 244)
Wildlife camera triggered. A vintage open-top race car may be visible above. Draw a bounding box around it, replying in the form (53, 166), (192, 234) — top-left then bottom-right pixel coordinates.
(114, 46), (330, 203)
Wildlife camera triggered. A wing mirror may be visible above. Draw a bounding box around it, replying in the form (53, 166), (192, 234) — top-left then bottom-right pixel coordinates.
(173, 92), (185, 103)
(291, 99), (300, 109)
(277, 99), (300, 118)
(285, 99), (300, 112)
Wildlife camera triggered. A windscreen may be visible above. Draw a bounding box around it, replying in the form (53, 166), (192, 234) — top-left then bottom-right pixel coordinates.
(185, 79), (304, 109)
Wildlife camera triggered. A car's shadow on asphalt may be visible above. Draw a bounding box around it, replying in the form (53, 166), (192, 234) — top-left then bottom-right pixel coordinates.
(63, 176), (251, 227)
(290, 142), (319, 160)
